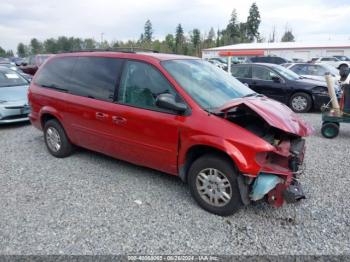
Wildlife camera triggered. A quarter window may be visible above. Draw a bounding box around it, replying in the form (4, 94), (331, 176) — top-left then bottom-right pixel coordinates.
(69, 57), (123, 101)
(34, 57), (76, 90)
(118, 61), (177, 110)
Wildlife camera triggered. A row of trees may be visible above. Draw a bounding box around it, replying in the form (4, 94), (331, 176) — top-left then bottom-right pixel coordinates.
(0, 2), (295, 58)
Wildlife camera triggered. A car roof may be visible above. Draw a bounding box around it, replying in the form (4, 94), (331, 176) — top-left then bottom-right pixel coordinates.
(52, 51), (198, 62)
(232, 62), (280, 67)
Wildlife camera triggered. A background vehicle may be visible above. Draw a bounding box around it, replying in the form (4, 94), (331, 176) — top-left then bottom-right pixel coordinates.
(247, 56), (290, 65)
(282, 63), (340, 83)
(231, 63), (337, 113)
(207, 58), (227, 70)
(314, 57), (349, 70)
(333, 55), (350, 62)
(28, 51), (311, 216)
(9, 57), (25, 66)
(20, 54), (53, 75)
(0, 64), (33, 81)
(0, 68), (30, 124)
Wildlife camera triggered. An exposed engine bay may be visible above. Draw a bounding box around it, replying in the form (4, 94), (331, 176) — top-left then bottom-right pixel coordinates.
(218, 104), (299, 145)
(215, 103), (307, 207)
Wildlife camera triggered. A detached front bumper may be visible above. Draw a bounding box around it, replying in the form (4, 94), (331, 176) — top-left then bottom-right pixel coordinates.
(0, 101), (30, 124)
(249, 138), (306, 207)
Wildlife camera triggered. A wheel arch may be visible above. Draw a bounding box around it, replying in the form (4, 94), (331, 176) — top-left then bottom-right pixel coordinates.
(39, 106), (64, 129)
(338, 63), (349, 69)
(289, 90), (314, 109)
(179, 144), (243, 183)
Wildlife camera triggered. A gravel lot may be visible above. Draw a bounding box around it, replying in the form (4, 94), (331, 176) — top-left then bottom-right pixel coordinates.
(0, 113), (349, 255)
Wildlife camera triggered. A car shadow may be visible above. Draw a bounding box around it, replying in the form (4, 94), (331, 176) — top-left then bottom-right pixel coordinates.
(0, 121), (31, 130)
(72, 145), (184, 185)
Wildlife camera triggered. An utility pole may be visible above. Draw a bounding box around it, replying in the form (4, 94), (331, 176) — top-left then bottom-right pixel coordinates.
(101, 33), (104, 45)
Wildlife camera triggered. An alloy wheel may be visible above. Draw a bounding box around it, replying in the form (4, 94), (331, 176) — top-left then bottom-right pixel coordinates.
(291, 96), (308, 112)
(195, 168), (232, 207)
(46, 127), (61, 152)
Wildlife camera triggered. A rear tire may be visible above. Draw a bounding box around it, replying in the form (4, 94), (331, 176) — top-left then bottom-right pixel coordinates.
(289, 92), (312, 113)
(188, 154), (243, 216)
(44, 119), (74, 158)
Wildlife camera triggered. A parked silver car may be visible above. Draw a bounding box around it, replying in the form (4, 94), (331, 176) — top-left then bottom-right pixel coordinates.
(0, 68), (30, 124)
(282, 63), (340, 83)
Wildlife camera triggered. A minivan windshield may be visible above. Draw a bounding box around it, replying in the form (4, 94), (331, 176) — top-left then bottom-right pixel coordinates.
(162, 59), (255, 110)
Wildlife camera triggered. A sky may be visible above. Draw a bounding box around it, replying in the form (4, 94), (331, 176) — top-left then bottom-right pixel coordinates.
(1, 0), (350, 52)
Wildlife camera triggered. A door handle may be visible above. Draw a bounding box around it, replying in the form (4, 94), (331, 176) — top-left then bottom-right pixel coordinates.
(95, 112), (108, 120)
(112, 116), (127, 124)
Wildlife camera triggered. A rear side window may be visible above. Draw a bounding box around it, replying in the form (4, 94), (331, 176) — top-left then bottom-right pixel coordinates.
(69, 57), (123, 101)
(231, 65), (251, 78)
(290, 64), (308, 74)
(252, 66), (279, 81)
(118, 60), (176, 110)
(35, 57), (76, 91)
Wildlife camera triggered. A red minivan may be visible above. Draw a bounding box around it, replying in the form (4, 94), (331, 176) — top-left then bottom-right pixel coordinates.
(28, 51), (312, 216)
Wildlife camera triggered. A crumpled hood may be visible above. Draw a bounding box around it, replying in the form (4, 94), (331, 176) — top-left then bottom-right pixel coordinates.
(0, 85), (29, 102)
(215, 96), (313, 137)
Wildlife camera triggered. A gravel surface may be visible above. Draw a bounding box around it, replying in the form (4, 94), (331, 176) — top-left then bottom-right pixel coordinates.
(0, 113), (349, 255)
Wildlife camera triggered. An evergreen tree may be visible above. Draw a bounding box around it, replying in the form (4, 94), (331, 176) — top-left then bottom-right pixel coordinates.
(225, 9), (240, 44)
(17, 43), (27, 57)
(0, 47), (6, 57)
(43, 38), (57, 53)
(216, 29), (221, 47)
(144, 19), (153, 42)
(175, 24), (185, 54)
(6, 50), (14, 57)
(281, 27), (295, 42)
(208, 27), (215, 42)
(191, 29), (201, 56)
(82, 38), (97, 49)
(246, 3), (261, 42)
(30, 38), (43, 54)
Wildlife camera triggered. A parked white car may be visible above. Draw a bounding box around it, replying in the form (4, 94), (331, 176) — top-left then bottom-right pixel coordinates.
(282, 63), (341, 83)
(313, 57), (349, 70)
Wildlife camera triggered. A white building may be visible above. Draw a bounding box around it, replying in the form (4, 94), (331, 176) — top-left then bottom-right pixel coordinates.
(202, 42), (350, 61)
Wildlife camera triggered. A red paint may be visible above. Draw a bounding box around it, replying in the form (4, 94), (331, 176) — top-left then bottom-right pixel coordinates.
(216, 97), (313, 137)
(218, 50), (264, 57)
(28, 52), (311, 203)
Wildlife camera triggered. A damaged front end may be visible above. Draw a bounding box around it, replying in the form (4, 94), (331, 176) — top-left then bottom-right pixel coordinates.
(215, 97), (313, 207)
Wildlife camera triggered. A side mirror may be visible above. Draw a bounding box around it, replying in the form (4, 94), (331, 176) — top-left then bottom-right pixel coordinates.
(272, 76), (281, 83)
(156, 93), (187, 114)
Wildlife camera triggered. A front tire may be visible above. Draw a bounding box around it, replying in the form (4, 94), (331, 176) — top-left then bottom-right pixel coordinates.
(188, 154), (243, 216)
(289, 92), (312, 113)
(44, 119), (74, 158)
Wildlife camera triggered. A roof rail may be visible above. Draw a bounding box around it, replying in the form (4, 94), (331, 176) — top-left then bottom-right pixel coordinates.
(62, 47), (159, 54)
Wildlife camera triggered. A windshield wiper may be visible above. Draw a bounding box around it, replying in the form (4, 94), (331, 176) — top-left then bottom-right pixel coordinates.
(40, 84), (68, 93)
